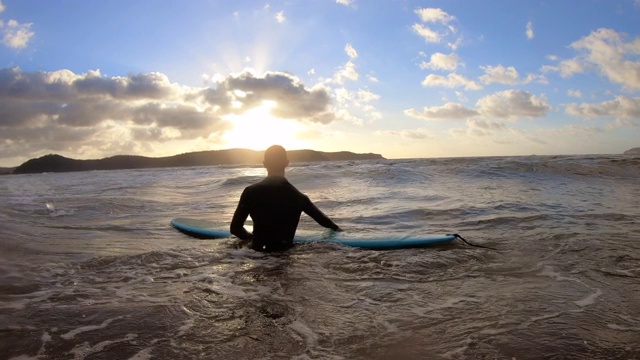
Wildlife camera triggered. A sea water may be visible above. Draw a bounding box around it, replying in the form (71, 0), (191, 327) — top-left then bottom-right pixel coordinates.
(0, 155), (639, 359)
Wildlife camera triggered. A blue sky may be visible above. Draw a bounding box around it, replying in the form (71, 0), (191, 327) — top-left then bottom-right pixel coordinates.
(1, 0), (639, 166)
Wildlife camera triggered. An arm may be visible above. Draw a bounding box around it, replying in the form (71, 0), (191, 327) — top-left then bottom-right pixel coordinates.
(303, 197), (342, 231)
(230, 189), (254, 241)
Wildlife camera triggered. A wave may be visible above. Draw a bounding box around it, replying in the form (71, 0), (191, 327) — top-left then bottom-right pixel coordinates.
(457, 155), (640, 179)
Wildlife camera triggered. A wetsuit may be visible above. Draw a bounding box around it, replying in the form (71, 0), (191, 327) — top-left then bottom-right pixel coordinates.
(230, 176), (339, 252)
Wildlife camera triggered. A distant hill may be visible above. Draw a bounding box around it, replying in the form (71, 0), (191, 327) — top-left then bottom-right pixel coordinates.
(623, 147), (640, 155)
(11, 149), (385, 174)
(0, 167), (15, 175)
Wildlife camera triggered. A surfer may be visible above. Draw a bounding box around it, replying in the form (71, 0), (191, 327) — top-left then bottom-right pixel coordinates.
(231, 145), (342, 252)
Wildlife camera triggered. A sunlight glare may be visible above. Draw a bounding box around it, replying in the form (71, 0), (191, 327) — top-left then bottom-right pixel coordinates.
(223, 101), (308, 150)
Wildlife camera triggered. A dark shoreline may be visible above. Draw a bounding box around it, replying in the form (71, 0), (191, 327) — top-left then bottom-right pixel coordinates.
(10, 148), (385, 175)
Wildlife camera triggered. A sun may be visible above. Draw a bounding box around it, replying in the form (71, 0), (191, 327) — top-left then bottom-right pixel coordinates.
(223, 101), (308, 150)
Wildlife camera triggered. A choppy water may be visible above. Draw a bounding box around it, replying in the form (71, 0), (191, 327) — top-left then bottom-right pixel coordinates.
(1, 155), (639, 359)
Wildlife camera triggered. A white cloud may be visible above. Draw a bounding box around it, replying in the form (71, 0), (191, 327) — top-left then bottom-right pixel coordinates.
(355, 89), (380, 103)
(480, 64), (545, 85)
(468, 118), (507, 132)
(541, 58), (584, 78)
(606, 118), (640, 129)
(509, 128), (548, 145)
(345, 44), (358, 59)
(0, 1), (5, 12)
(565, 95), (640, 119)
(405, 102), (478, 120)
(420, 52), (460, 71)
(542, 28), (640, 90)
(449, 118), (512, 139)
(275, 11), (286, 23)
(336, 0), (354, 6)
(0, 68), (338, 161)
(526, 21), (534, 40)
(412, 8), (460, 49)
(571, 28), (640, 90)
(479, 65), (520, 85)
(412, 23), (441, 43)
(1, 19), (34, 49)
(567, 89), (583, 98)
(415, 8), (455, 24)
(334, 87), (381, 122)
(421, 73), (482, 90)
(476, 90), (550, 119)
(332, 60), (359, 84)
(377, 128), (434, 140)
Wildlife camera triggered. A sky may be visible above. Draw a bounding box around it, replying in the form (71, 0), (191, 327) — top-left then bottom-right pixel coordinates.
(1, 0), (639, 166)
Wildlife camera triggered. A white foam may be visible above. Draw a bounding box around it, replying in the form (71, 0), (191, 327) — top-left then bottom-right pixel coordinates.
(574, 288), (603, 307)
(288, 320), (319, 347)
(67, 333), (137, 360)
(8, 355), (39, 360)
(537, 265), (581, 283)
(128, 347), (154, 360)
(607, 323), (640, 331)
(176, 318), (194, 337)
(60, 315), (125, 340)
(38, 331), (52, 355)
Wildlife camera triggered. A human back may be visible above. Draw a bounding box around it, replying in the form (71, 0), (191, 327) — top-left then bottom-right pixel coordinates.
(230, 145), (341, 252)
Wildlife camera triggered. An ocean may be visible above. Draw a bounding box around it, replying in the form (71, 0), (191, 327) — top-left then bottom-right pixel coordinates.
(1, 155), (639, 359)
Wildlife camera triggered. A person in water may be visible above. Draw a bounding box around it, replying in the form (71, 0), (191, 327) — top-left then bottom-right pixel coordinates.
(230, 145), (342, 252)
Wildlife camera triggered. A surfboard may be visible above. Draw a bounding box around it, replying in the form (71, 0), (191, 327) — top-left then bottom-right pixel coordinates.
(171, 217), (457, 249)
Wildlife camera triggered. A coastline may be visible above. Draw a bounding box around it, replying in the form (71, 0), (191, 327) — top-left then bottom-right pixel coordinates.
(10, 148), (385, 175)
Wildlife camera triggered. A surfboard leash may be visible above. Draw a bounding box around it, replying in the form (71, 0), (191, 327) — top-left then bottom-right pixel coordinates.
(451, 234), (497, 250)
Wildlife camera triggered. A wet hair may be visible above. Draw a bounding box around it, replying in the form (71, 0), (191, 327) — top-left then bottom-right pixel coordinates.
(264, 145), (288, 169)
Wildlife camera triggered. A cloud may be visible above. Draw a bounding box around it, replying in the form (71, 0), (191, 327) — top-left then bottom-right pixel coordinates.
(479, 64), (545, 85)
(215, 70), (335, 123)
(479, 65), (520, 85)
(476, 90), (550, 119)
(565, 95), (640, 119)
(541, 58), (584, 78)
(376, 128), (434, 140)
(542, 28), (640, 90)
(1, 19), (34, 49)
(405, 102), (478, 120)
(334, 87), (381, 123)
(415, 8), (455, 24)
(571, 28), (640, 90)
(606, 118), (640, 129)
(567, 89), (583, 98)
(420, 52), (460, 71)
(421, 73), (482, 90)
(406, 90), (550, 124)
(332, 60), (359, 84)
(0, 67), (337, 161)
(275, 11), (286, 23)
(412, 8), (459, 49)
(526, 21), (534, 40)
(345, 44), (358, 59)
(0, 1), (4, 12)
(412, 23), (441, 43)
(468, 118), (508, 132)
(336, 0), (354, 6)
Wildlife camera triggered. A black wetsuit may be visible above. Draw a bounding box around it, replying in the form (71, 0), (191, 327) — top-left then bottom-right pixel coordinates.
(230, 176), (339, 252)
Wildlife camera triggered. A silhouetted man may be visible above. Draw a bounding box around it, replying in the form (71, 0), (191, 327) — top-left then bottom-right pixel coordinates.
(231, 145), (341, 252)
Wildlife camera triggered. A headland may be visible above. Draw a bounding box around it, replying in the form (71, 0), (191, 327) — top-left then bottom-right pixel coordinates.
(10, 149), (385, 174)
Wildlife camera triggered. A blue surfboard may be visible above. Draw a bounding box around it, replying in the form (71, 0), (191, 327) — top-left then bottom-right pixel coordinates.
(171, 217), (457, 250)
